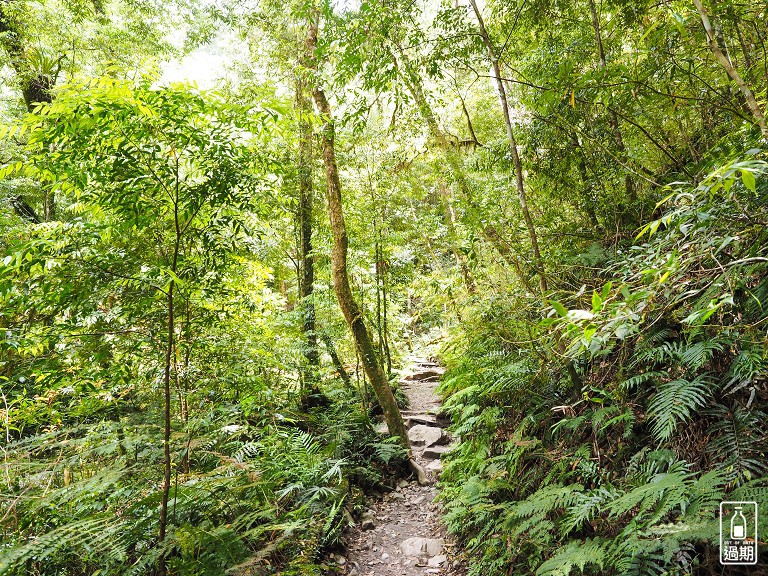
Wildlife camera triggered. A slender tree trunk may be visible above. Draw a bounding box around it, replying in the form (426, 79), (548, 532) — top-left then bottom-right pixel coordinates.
(468, 0), (547, 294)
(571, 135), (603, 231)
(437, 179), (476, 294)
(306, 11), (410, 450)
(158, 201), (180, 576)
(587, 0), (636, 206)
(180, 302), (191, 474)
(382, 277), (392, 373)
(320, 331), (351, 385)
(394, 51), (533, 291)
(374, 217), (384, 357)
(457, 91), (480, 146)
(296, 75), (320, 394)
(693, 0), (768, 142)
(482, 225), (536, 293)
(378, 224), (393, 373)
(733, 18), (753, 72)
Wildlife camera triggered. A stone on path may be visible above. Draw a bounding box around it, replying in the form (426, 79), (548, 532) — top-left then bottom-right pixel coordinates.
(428, 554), (447, 567)
(422, 445), (453, 460)
(408, 424), (443, 447)
(400, 537), (444, 557)
(361, 511), (375, 530)
(404, 369), (444, 382)
(405, 414), (439, 427)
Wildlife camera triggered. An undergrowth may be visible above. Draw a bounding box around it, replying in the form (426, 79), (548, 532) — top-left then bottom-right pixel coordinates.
(0, 385), (406, 576)
(437, 156), (768, 575)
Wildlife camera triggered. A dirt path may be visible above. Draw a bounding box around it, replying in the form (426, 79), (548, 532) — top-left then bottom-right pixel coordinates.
(340, 356), (466, 576)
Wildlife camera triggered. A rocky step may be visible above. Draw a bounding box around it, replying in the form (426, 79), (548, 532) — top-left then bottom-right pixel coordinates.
(415, 365), (441, 374)
(408, 424), (452, 448)
(402, 412), (450, 429)
(373, 415), (450, 436)
(405, 357), (439, 366)
(421, 444), (455, 460)
(408, 424), (443, 447)
(403, 412), (436, 424)
(400, 536), (444, 557)
(401, 407), (442, 416)
(402, 368), (445, 382)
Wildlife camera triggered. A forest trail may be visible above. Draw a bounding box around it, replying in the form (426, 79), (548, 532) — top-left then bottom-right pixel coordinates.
(340, 356), (466, 576)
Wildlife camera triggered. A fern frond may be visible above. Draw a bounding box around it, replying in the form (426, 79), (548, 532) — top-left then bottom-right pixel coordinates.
(706, 404), (768, 482)
(506, 483), (584, 523)
(649, 373), (715, 442)
(560, 486), (618, 535)
(536, 538), (607, 576)
(621, 371), (664, 390)
(723, 349), (765, 395)
(0, 517), (127, 575)
(680, 340), (724, 371)
(685, 468), (728, 518)
(608, 470), (692, 522)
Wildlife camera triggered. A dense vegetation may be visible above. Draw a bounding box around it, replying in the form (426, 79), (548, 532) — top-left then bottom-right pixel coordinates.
(1, 0), (766, 574)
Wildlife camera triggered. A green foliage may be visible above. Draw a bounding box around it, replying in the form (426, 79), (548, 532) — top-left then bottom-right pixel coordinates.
(3, 0), (768, 574)
(648, 374), (714, 442)
(0, 77), (403, 575)
(437, 157), (768, 576)
(0, 395), (395, 576)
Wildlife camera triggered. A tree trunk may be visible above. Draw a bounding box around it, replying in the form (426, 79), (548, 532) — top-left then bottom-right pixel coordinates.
(0, 5), (56, 113)
(467, 0), (547, 294)
(378, 224), (393, 373)
(437, 179), (476, 294)
(11, 195), (40, 223)
(0, 6), (57, 220)
(693, 0), (768, 142)
(571, 134), (603, 232)
(375, 231), (393, 373)
(394, 50), (534, 291)
(158, 199), (180, 576)
(306, 11), (409, 450)
(374, 218), (384, 359)
(320, 331), (351, 385)
(587, 0), (636, 208)
(296, 75), (320, 394)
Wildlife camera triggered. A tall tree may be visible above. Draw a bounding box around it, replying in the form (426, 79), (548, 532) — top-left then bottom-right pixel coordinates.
(0, 2), (58, 221)
(304, 8), (409, 450)
(15, 81), (266, 574)
(296, 64), (320, 394)
(692, 0), (768, 142)
(467, 0), (547, 293)
(0, 1), (56, 112)
(394, 50), (536, 293)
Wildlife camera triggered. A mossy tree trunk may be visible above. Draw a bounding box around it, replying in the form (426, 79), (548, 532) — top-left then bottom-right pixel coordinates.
(295, 73), (320, 396)
(305, 10), (409, 449)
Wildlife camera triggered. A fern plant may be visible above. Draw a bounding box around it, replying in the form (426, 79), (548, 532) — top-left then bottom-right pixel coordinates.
(648, 373), (715, 442)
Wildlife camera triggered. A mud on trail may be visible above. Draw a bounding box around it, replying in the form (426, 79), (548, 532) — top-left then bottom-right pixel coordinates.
(338, 357), (467, 576)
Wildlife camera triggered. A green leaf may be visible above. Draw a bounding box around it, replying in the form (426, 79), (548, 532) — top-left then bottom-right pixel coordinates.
(550, 301), (568, 317)
(740, 169), (756, 192)
(591, 291), (602, 313)
(600, 281), (612, 301)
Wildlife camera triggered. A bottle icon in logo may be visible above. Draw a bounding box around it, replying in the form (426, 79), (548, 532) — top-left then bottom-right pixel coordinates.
(731, 506), (747, 540)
